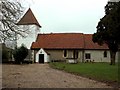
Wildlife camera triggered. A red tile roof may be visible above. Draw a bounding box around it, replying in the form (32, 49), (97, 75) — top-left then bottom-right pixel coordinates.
(84, 34), (108, 49)
(31, 33), (108, 50)
(17, 8), (41, 27)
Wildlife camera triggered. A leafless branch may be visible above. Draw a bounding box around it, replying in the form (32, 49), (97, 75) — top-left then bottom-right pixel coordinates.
(0, 0), (31, 43)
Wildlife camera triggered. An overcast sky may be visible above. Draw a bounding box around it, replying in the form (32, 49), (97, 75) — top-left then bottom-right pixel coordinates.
(20, 0), (109, 34)
(17, 0), (109, 48)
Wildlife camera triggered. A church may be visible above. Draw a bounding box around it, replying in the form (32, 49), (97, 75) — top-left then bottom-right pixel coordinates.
(18, 8), (120, 64)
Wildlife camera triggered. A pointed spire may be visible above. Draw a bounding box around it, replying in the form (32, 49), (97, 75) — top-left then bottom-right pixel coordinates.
(17, 8), (41, 28)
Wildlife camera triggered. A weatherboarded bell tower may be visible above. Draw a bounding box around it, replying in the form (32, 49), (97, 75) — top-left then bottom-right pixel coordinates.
(17, 8), (41, 39)
(17, 8), (42, 62)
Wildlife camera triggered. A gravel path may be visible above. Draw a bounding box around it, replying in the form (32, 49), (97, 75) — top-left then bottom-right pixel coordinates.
(2, 64), (113, 88)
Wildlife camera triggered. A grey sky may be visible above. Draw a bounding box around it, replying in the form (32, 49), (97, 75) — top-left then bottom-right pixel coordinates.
(17, 0), (109, 48)
(21, 0), (108, 34)
(109, 0), (120, 2)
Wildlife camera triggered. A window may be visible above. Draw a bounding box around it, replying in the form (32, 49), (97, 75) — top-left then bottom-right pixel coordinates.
(76, 51), (78, 58)
(73, 50), (75, 59)
(64, 50), (67, 57)
(73, 50), (78, 59)
(85, 53), (91, 59)
(104, 51), (107, 57)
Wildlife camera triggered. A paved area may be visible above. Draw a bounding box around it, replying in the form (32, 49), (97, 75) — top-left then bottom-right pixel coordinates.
(2, 64), (113, 88)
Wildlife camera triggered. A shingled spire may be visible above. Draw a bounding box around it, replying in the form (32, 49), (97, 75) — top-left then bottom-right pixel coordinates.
(17, 8), (41, 28)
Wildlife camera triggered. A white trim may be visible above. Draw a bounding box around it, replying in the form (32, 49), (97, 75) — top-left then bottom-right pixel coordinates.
(35, 48), (50, 63)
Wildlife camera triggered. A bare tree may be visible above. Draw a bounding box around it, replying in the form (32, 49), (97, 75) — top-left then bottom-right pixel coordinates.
(0, 0), (30, 43)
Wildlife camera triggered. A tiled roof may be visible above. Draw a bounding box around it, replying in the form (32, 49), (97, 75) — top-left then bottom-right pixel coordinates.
(31, 42), (39, 49)
(17, 8), (41, 27)
(84, 34), (108, 49)
(31, 33), (108, 50)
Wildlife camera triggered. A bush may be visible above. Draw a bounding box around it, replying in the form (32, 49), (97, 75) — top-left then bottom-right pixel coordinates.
(13, 44), (28, 64)
(2, 48), (9, 62)
(2, 44), (12, 63)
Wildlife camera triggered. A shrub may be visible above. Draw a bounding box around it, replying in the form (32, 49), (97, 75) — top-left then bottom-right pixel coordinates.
(13, 44), (28, 64)
(2, 44), (12, 63)
(2, 48), (9, 62)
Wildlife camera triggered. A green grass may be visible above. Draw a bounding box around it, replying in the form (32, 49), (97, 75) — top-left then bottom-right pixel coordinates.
(49, 62), (119, 82)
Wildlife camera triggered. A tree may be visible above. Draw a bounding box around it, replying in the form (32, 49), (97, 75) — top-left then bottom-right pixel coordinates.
(0, 0), (30, 43)
(92, 1), (120, 65)
(13, 44), (28, 64)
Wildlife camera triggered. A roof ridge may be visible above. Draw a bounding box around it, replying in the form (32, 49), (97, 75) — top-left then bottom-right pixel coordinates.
(38, 33), (84, 35)
(84, 34), (93, 35)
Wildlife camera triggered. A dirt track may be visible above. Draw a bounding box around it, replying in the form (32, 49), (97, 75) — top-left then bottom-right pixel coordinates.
(2, 64), (113, 88)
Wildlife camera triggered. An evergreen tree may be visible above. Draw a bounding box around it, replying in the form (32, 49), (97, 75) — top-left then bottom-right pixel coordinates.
(93, 1), (120, 65)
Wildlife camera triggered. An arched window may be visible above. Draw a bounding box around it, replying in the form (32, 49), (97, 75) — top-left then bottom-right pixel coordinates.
(64, 50), (67, 57)
(104, 51), (107, 57)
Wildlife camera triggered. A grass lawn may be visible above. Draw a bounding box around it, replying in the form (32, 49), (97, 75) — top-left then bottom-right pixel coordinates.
(49, 62), (119, 83)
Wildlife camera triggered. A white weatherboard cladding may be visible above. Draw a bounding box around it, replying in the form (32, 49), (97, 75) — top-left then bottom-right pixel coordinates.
(31, 50), (34, 62)
(17, 25), (40, 49)
(36, 48), (49, 63)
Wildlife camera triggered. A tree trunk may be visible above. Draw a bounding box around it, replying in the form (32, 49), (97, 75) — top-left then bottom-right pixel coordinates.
(110, 51), (116, 65)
